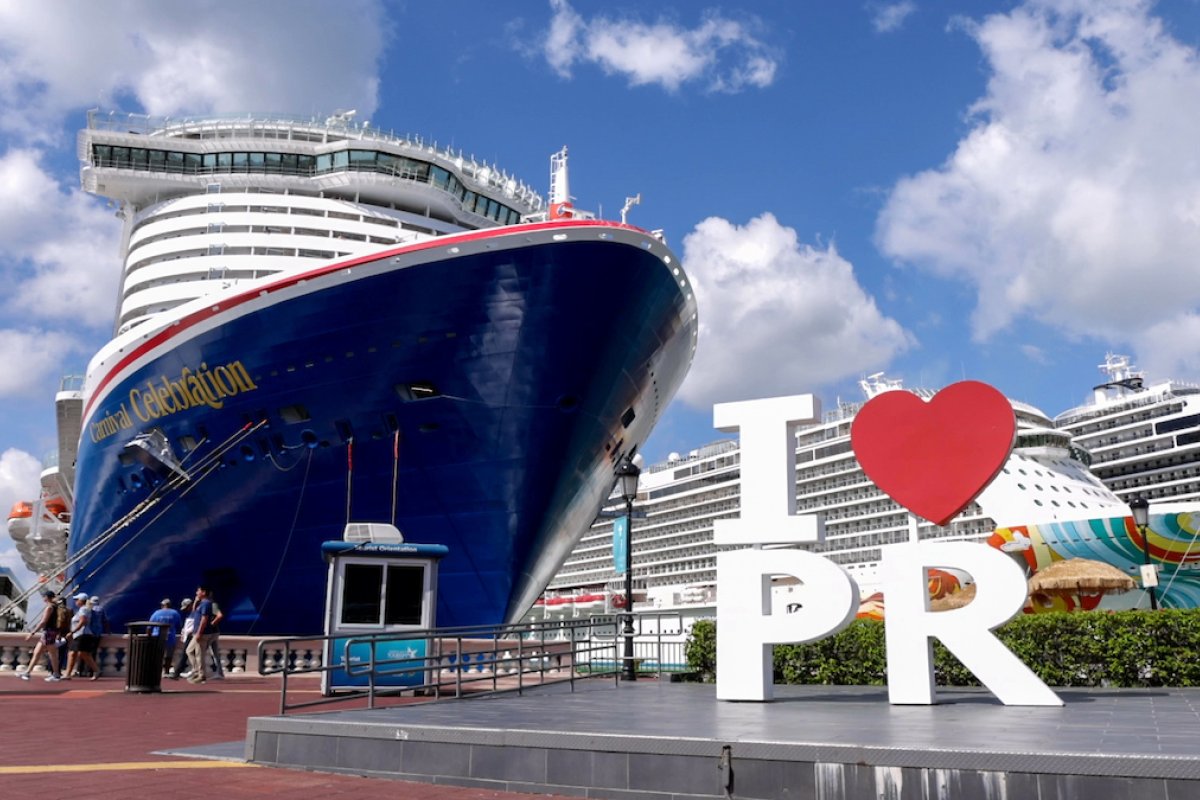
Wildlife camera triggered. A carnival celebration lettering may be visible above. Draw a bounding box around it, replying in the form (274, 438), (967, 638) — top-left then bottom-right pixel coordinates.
(89, 360), (258, 443)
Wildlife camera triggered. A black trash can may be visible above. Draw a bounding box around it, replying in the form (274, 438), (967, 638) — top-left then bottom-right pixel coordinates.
(125, 621), (166, 693)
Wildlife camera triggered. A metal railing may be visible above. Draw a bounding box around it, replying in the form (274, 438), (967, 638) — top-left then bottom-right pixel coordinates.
(258, 613), (695, 714)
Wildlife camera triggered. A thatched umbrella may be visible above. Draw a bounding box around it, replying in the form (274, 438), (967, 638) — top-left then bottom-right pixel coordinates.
(1026, 558), (1137, 597)
(930, 583), (976, 611)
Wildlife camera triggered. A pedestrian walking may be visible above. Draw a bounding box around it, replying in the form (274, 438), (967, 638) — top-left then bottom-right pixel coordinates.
(65, 593), (100, 680)
(205, 598), (226, 679)
(170, 597), (194, 678)
(18, 589), (63, 681)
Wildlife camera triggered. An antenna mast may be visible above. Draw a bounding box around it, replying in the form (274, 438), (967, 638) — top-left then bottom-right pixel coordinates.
(549, 147), (574, 219)
(620, 193), (641, 224)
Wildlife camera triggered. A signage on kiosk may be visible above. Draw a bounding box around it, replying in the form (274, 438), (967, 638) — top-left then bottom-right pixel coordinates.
(321, 523), (447, 695)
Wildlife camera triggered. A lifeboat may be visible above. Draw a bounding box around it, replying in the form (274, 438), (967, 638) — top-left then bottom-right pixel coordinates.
(44, 499), (69, 521)
(8, 501), (33, 520)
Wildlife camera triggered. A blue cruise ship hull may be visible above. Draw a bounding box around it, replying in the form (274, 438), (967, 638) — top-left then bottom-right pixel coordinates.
(69, 221), (695, 634)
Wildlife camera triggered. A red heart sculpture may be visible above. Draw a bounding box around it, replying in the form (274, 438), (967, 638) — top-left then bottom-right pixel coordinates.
(850, 381), (1015, 526)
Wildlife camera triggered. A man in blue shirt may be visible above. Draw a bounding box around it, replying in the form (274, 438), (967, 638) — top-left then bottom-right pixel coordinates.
(185, 586), (215, 684)
(148, 598), (182, 675)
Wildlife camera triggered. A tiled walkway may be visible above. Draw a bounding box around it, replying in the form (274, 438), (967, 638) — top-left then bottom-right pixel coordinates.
(0, 671), (572, 798)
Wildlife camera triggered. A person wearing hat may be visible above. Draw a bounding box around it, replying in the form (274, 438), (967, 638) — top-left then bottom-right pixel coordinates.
(65, 592), (100, 680)
(170, 597), (194, 678)
(88, 595), (110, 638)
(149, 598), (183, 675)
(18, 589), (63, 681)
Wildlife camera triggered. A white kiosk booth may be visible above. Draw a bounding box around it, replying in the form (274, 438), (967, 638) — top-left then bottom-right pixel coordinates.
(321, 523), (448, 695)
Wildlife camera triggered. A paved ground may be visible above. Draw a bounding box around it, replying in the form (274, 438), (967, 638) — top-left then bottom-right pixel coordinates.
(0, 670), (573, 798)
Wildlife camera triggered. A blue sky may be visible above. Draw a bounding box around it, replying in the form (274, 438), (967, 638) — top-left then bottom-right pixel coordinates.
(3, 0), (1200, 584)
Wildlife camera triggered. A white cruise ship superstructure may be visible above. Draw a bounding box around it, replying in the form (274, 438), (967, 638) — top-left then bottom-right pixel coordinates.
(1055, 354), (1200, 503)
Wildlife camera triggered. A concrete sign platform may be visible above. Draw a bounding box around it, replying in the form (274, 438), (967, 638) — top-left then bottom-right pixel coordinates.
(246, 681), (1200, 799)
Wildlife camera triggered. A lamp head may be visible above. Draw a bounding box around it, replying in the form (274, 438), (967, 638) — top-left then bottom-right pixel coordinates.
(1129, 495), (1150, 528)
(616, 458), (641, 503)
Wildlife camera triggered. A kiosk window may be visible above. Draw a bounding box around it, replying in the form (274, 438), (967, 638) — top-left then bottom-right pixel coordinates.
(341, 563), (384, 624)
(385, 565), (425, 625)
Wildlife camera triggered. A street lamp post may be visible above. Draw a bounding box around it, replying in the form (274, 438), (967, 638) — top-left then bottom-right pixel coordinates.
(616, 457), (641, 681)
(1129, 496), (1159, 610)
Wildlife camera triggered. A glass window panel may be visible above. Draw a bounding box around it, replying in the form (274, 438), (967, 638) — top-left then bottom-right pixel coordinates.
(280, 153), (298, 172)
(431, 166), (449, 190)
(166, 151), (184, 172)
(298, 154), (315, 172)
(202, 154), (216, 169)
(332, 151), (349, 169)
(462, 191), (475, 211)
(248, 152), (265, 168)
(216, 152), (232, 169)
(232, 152), (249, 170)
(340, 563), (383, 625)
(265, 152), (282, 172)
(349, 149), (374, 164)
(185, 153), (201, 171)
(315, 154), (331, 172)
(383, 565), (424, 625)
(130, 148), (148, 169)
(93, 144), (111, 164)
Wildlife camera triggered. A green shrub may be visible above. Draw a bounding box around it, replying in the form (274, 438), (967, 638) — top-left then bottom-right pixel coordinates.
(683, 609), (1200, 688)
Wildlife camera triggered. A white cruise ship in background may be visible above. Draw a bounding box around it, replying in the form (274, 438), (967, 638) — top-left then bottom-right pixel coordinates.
(535, 376), (1131, 622)
(1055, 354), (1200, 503)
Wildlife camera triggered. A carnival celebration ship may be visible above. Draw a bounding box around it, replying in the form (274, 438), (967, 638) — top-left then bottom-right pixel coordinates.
(535, 376), (1140, 622)
(6, 110), (697, 634)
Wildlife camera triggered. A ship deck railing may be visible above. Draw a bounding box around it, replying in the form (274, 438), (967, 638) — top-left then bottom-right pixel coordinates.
(257, 612), (694, 715)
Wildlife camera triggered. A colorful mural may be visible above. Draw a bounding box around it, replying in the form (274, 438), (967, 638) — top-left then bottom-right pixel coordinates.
(990, 509), (1200, 611)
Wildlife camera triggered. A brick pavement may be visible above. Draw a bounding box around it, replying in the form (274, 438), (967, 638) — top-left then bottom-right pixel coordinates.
(0, 671), (574, 799)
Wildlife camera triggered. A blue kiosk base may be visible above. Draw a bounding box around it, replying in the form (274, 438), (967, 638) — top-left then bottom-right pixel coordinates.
(246, 682), (1200, 799)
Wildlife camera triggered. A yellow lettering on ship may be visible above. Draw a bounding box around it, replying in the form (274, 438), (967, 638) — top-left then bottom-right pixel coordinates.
(92, 361), (259, 439)
(130, 361), (258, 421)
(89, 404), (133, 443)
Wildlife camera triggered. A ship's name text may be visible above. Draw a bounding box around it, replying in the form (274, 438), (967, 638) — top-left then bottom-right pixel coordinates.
(90, 361), (258, 442)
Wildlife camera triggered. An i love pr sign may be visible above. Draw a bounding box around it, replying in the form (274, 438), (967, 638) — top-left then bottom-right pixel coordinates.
(712, 389), (1061, 707)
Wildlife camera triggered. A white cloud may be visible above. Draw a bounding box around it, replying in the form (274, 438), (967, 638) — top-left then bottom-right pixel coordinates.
(0, 0), (387, 139)
(0, 149), (122, 328)
(0, 448), (44, 594)
(870, 2), (918, 34)
(543, 0), (778, 92)
(876, 0), (1200, 377)
(679, 214), (913, 407)
(0, 330), (81, 398)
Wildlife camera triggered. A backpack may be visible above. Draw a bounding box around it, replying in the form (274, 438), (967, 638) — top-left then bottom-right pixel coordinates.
(55, 602), (72, 634)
